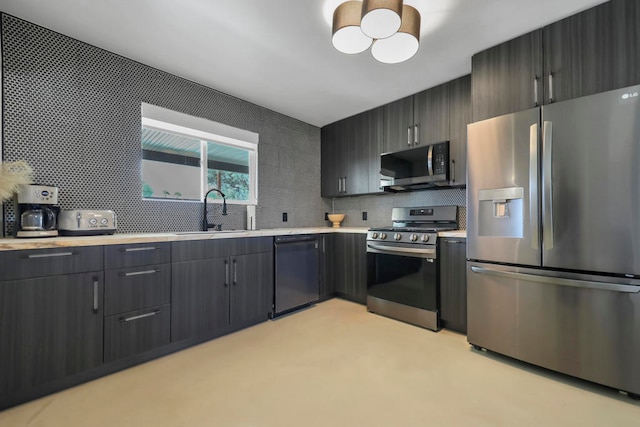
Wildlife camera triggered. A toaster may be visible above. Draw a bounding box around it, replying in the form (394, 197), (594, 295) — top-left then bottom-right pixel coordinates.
(58, 210), (117, 236)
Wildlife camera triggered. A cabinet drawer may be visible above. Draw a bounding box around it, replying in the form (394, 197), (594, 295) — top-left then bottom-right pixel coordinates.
(104, 264), (171, 316)
(0, 246), (103, 281)
(104, 242), (170, 269)
(104, 305), (170, 363)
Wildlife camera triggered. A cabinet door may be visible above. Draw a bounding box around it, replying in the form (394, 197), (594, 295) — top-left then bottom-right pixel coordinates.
(319, 234), (335, 299)
(472, 30), (543, 121)
(344, 112), (370, 195)
(543, 0), (640, 104)
(0, 272), (104, 398)
(383, 95), (414, 152)
(231, 252), (272, 325)
(171, 257), (229, 342)
(413, 83), (450, 146)
(448, 75), (471, 187)
(334, 233), (368, 304)
(439, 238), (467, 333)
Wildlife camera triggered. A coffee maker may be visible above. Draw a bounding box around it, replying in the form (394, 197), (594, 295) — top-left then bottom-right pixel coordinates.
(15, 184), (60, 238)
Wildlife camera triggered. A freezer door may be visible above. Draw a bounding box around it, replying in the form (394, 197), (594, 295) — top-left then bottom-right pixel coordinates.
(542, 84), (640, 275)
(467, 261), (640, 395)
(467, 108), (541, 265)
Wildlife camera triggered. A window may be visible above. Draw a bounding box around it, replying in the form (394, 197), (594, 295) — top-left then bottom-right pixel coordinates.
(141, 104), (258, 204)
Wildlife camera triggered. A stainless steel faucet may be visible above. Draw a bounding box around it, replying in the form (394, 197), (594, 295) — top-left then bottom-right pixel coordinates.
(202, 188), (228, 231)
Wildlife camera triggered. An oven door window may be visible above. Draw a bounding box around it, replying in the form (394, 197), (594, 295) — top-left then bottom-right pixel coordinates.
(367, 252), (438, 311)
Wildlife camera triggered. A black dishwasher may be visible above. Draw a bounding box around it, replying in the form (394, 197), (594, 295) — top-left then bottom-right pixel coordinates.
(273, 235), (319, 316)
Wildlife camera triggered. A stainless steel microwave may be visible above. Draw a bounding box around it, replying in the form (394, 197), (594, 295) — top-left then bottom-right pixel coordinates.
(380, 141), (450, 192)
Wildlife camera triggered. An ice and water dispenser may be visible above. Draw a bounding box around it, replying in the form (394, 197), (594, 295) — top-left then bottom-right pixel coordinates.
(477, 187), (524, 238)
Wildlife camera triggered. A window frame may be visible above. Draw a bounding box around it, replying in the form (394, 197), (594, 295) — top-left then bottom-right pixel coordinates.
(141, 104), (258, 205)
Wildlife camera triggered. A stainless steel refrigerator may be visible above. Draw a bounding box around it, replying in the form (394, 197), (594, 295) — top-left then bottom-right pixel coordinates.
(466, 84), (640, 396)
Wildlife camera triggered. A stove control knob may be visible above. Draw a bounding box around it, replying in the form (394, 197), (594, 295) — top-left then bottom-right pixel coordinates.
(380, 233), (387, 240)
(394, 233), (402, 241)
(421, 235), (430, 242)
(410, 234), (418, 242)
(371, 232), (379, 239)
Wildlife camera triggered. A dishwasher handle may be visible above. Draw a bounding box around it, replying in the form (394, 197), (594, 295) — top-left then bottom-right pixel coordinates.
(274, 234), (319, 244)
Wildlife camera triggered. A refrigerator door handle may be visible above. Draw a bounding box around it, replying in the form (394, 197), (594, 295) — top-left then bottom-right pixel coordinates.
(542, 121), (554, 250)
(470, 266), (640, 293)
(529, 123), (539, 250)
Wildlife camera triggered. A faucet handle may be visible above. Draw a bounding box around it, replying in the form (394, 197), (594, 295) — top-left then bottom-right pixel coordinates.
(214, 224), (223, 231)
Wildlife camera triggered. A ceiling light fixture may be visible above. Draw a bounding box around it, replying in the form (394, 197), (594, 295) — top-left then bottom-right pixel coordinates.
(331, 0), (421, 64)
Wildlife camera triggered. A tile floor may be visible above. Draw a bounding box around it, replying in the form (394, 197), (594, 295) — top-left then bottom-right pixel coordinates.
(1, 298), (639, 426)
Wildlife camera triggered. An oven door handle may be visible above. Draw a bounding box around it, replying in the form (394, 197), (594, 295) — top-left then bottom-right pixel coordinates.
(367, 243), (436, 259)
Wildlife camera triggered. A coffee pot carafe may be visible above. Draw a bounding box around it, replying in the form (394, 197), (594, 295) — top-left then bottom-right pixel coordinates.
(15, 185), (60, 238)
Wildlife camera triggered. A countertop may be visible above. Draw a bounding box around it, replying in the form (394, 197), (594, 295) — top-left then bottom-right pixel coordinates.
(0, 227), (467, 251)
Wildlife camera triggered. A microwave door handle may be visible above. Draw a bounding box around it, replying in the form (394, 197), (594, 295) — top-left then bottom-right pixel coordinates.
(427, 145), (434, 176)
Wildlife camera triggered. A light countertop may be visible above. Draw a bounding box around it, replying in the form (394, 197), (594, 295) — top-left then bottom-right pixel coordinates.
(0, 227), (466, 251)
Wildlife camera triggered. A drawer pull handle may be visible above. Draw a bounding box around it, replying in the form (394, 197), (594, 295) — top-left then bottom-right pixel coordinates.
(120, 269), (159, 277)
(121, 246), (157, 252)
(26, 251), (75, 259)
(120, 310), (160, 323)
(93, 277), (99, 313)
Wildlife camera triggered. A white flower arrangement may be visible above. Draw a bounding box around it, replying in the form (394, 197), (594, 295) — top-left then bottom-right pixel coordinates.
(0, 160), (33, 202)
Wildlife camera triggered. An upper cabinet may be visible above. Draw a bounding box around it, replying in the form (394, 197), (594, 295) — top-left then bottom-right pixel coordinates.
(471, 30), (543, 122)
(384, 83), (449, 153)
(321, 106), (383, 197)
(543, 0), (640, 104)
(448, 75), (471, 187)
(472, 0), (640, 122)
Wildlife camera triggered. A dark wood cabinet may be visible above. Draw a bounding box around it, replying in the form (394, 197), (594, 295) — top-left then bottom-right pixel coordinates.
(414, 83), (450, 147)
(0, 271), (104, 400)
(321, 107), (384, 197)
(448, 75), (471, 187)
(171, 256), (230, 342)
(171, 237), (273, 342)
(472, 0), (640, 122)
(333, 233), (368, 304)
(383, 95), (414, 153)
(543, 0), (640, 104)
(383, 83), (450, 153)
(318, 233), (335, 300)
(439, 238), (467, 334)
(472, 30), (543, 122)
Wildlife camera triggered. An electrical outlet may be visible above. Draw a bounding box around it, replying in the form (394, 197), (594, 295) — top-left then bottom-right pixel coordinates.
(362, 211), (368, 221)
(282, 212), (288, 222)
(324, 212), (329, 220)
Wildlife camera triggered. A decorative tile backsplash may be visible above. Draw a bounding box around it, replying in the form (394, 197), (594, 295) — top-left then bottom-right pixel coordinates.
(1, 14), (330, 235)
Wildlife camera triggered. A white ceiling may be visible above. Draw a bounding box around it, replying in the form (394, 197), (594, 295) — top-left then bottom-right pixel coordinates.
(1, 0), (606, 127)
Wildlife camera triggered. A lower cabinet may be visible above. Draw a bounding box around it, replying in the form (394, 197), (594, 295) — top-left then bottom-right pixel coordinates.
(318, 233), (335, 300)
(171, 238), (273, 343)
(439, 238), (467, 333)
(0, 272), (104, 401)
(333, 233), (368, 304)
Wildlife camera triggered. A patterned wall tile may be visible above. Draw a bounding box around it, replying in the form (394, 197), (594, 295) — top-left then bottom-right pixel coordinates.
(1, 14), (326, 235)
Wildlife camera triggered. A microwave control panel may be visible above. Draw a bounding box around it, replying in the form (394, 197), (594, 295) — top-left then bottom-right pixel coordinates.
(432, 143), (448, 176)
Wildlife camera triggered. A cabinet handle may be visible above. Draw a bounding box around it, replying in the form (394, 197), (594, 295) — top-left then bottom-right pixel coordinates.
(121, 246), (157, 252)
(407, 126), (412, 146)
(120, 310), (160, 323)
(26, 251), (75, 259)
(533, 75), (539, 106)
(93, 276), (99, 313)
(414, 124), (419, 145)
(450, 159), (456, 184)
(548, 72), (554, 103)
(224, 260), (229, 287)
(233, 259), (238, 286)
(120, 269), (159, 277)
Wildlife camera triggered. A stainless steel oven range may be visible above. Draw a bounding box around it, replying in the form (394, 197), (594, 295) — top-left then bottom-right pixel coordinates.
(366, 205), (458, 331)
